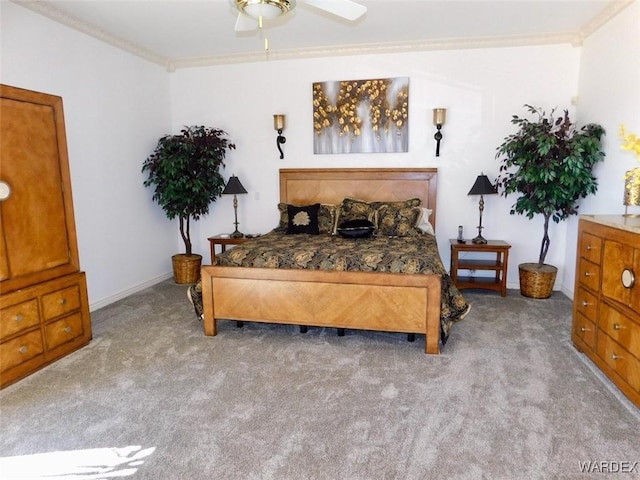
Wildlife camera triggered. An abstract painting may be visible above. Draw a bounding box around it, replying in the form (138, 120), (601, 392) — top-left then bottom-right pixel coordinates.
(313, 77), (409, 154)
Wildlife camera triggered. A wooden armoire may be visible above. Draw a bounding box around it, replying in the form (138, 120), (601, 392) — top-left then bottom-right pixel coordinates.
(0, 84), (92, 388)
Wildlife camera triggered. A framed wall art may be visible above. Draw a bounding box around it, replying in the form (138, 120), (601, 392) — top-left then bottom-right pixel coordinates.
(313, 77), (409, 154)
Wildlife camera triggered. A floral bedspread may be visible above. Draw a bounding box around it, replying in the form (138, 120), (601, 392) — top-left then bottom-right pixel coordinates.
(213, 230), (469, 343)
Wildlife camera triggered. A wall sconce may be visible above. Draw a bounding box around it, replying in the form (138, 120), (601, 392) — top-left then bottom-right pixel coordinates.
(468, 172), (498, 244)
(274, 114), (286, 159)
(222, 175), (248, 238)
(433, 108), (446, 157)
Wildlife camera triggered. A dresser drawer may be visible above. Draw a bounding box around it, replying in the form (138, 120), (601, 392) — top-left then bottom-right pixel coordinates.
(580, 232), (602, 264)
(597, 333), (640, 393)
(41, 285), (81, 321)
(575, 287), (598, 323)
(0, 330), (44, 374)
(44, 312), (84, 351)
(0, 299), (40, 338)
(573, 312), (597, 350)
(578, 258), (600, 292)
(598, 302), (639, 360)
(602, 239), (640, 312)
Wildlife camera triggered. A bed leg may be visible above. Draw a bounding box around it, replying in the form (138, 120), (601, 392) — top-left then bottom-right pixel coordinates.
(407, 333), (416, 342)
(300, 326), (308, 333)
(337, 328), (345, 337)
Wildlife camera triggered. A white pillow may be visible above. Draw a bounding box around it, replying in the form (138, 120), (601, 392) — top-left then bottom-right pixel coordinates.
(417, 208), (435, 235)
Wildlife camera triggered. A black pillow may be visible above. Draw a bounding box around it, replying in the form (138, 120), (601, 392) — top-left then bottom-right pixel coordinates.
(287, 203), (320, 235)
(337, 219), (375, 238)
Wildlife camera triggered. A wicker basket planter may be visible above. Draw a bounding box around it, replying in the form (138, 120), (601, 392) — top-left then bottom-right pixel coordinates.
(518, 263), (557, 299)
(172, 253), (202, 284)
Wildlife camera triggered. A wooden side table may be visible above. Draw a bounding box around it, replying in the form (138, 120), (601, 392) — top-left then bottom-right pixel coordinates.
(449, 239), (511, 296)
(207, 235), (249, 263)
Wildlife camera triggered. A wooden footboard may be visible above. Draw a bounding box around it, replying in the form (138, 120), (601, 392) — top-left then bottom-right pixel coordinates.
(201, 266), (442, 354)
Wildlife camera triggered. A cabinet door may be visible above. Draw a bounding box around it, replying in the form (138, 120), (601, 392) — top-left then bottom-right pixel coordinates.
(602, 240), (640, 312)
(0, 86), (80, 292)
(0, 208), (8, 282)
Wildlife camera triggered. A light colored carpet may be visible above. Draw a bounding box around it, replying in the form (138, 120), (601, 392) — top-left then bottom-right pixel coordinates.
(1, 280), (638, 480)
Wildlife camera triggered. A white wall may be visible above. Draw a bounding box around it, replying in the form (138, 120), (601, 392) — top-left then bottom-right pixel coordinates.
(170, 45), (581, 289)
(1, 2), (176, 309)
(563, 1), (640, 295)
(3, 1), (637, 308)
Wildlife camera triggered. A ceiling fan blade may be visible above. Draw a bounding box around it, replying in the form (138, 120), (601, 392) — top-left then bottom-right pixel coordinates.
(302, 0), (367, 21)
(234, 12), (259, 32)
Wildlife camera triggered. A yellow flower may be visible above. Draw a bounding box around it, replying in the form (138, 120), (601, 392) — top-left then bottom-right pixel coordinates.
(620, 124), (640, 160)
(621, 125), (640, 189)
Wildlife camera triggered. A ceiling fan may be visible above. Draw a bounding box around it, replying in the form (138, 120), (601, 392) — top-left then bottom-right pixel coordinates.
(230, 0), (367, 32)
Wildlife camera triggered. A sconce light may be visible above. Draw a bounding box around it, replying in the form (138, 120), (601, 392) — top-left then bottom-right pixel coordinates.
(433, 108), (446, 157)
(468, 173), (498, 244)
(274, 114), (286, 159)
(222, 175), (248, 238)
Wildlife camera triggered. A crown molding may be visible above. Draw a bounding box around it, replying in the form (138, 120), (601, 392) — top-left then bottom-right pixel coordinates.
(168, 32), (583, 70)
(12, 0), (634, 72)
(580, 0), (636, 39)
(11, 0), (170, 69)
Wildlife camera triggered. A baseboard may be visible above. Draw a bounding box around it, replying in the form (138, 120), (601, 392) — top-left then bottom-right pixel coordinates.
(560, 284), (574, 300)
(89, 272), (174, 312)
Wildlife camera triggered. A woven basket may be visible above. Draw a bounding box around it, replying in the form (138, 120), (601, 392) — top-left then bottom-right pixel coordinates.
(518, 263), (557, 299)
(172, 254), (202, 284)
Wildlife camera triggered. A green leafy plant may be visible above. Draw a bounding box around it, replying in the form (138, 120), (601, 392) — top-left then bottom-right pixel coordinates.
(496, 105), (605, 265)
(142, 126), (235, 256)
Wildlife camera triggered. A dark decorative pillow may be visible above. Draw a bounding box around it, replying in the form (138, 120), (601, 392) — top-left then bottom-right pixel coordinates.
(338, 197), (378, 225)
(337, 219), (375, 239)
(286, 203), (320, 235)
(376, 205), (423, 237)
(277, 203), (337, 235)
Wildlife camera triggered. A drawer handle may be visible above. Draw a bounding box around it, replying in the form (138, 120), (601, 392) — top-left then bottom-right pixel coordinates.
(584, 272), (593, 277)
(15, 314), (23, 323)
(64, 326), (72, 334)
(60, 298), (67, 305)
(580, 326), (590, 332)
(611, 353), (622, 361)
(0, 180), (11, 201)
(613, 323), (621, 331)
(621, 269), (635, 289)
(581, 300), (590, 307)
(19, 345), (28, 354)
(586, 244), (592, 251)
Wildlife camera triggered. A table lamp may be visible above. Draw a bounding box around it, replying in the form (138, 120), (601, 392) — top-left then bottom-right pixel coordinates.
(222, 175), (248, 238)
(468, 173), (498, 244)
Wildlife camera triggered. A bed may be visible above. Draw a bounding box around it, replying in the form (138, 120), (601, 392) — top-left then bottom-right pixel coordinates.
(201, 168), (468, 354)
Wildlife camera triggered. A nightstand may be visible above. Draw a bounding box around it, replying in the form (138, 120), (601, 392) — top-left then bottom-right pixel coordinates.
(449, 239), (511, 296)
(207, 235), (250, 263)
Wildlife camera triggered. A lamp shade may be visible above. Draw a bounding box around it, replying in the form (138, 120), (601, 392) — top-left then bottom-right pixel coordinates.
(433, 108), (446, 126)
(222, 175), (248, 195)
(624, 169), (640, 207)
(468, 174), (497, 196)
(274, 114), (286, 131)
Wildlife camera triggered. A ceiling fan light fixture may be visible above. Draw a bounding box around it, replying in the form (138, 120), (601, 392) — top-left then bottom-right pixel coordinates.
(234, 0), (295, 20)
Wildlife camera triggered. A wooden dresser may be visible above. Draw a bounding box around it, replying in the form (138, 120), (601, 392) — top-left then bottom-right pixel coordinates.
(0, 85), (92, 388)
(572, 215), (640, 407)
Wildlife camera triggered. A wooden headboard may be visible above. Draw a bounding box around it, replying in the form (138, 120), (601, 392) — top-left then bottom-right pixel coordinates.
(279, 168), (438, 230)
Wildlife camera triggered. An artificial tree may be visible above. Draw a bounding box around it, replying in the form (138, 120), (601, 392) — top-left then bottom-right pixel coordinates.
(495, 105), (605, 297)
(142, 125), (235, 282)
